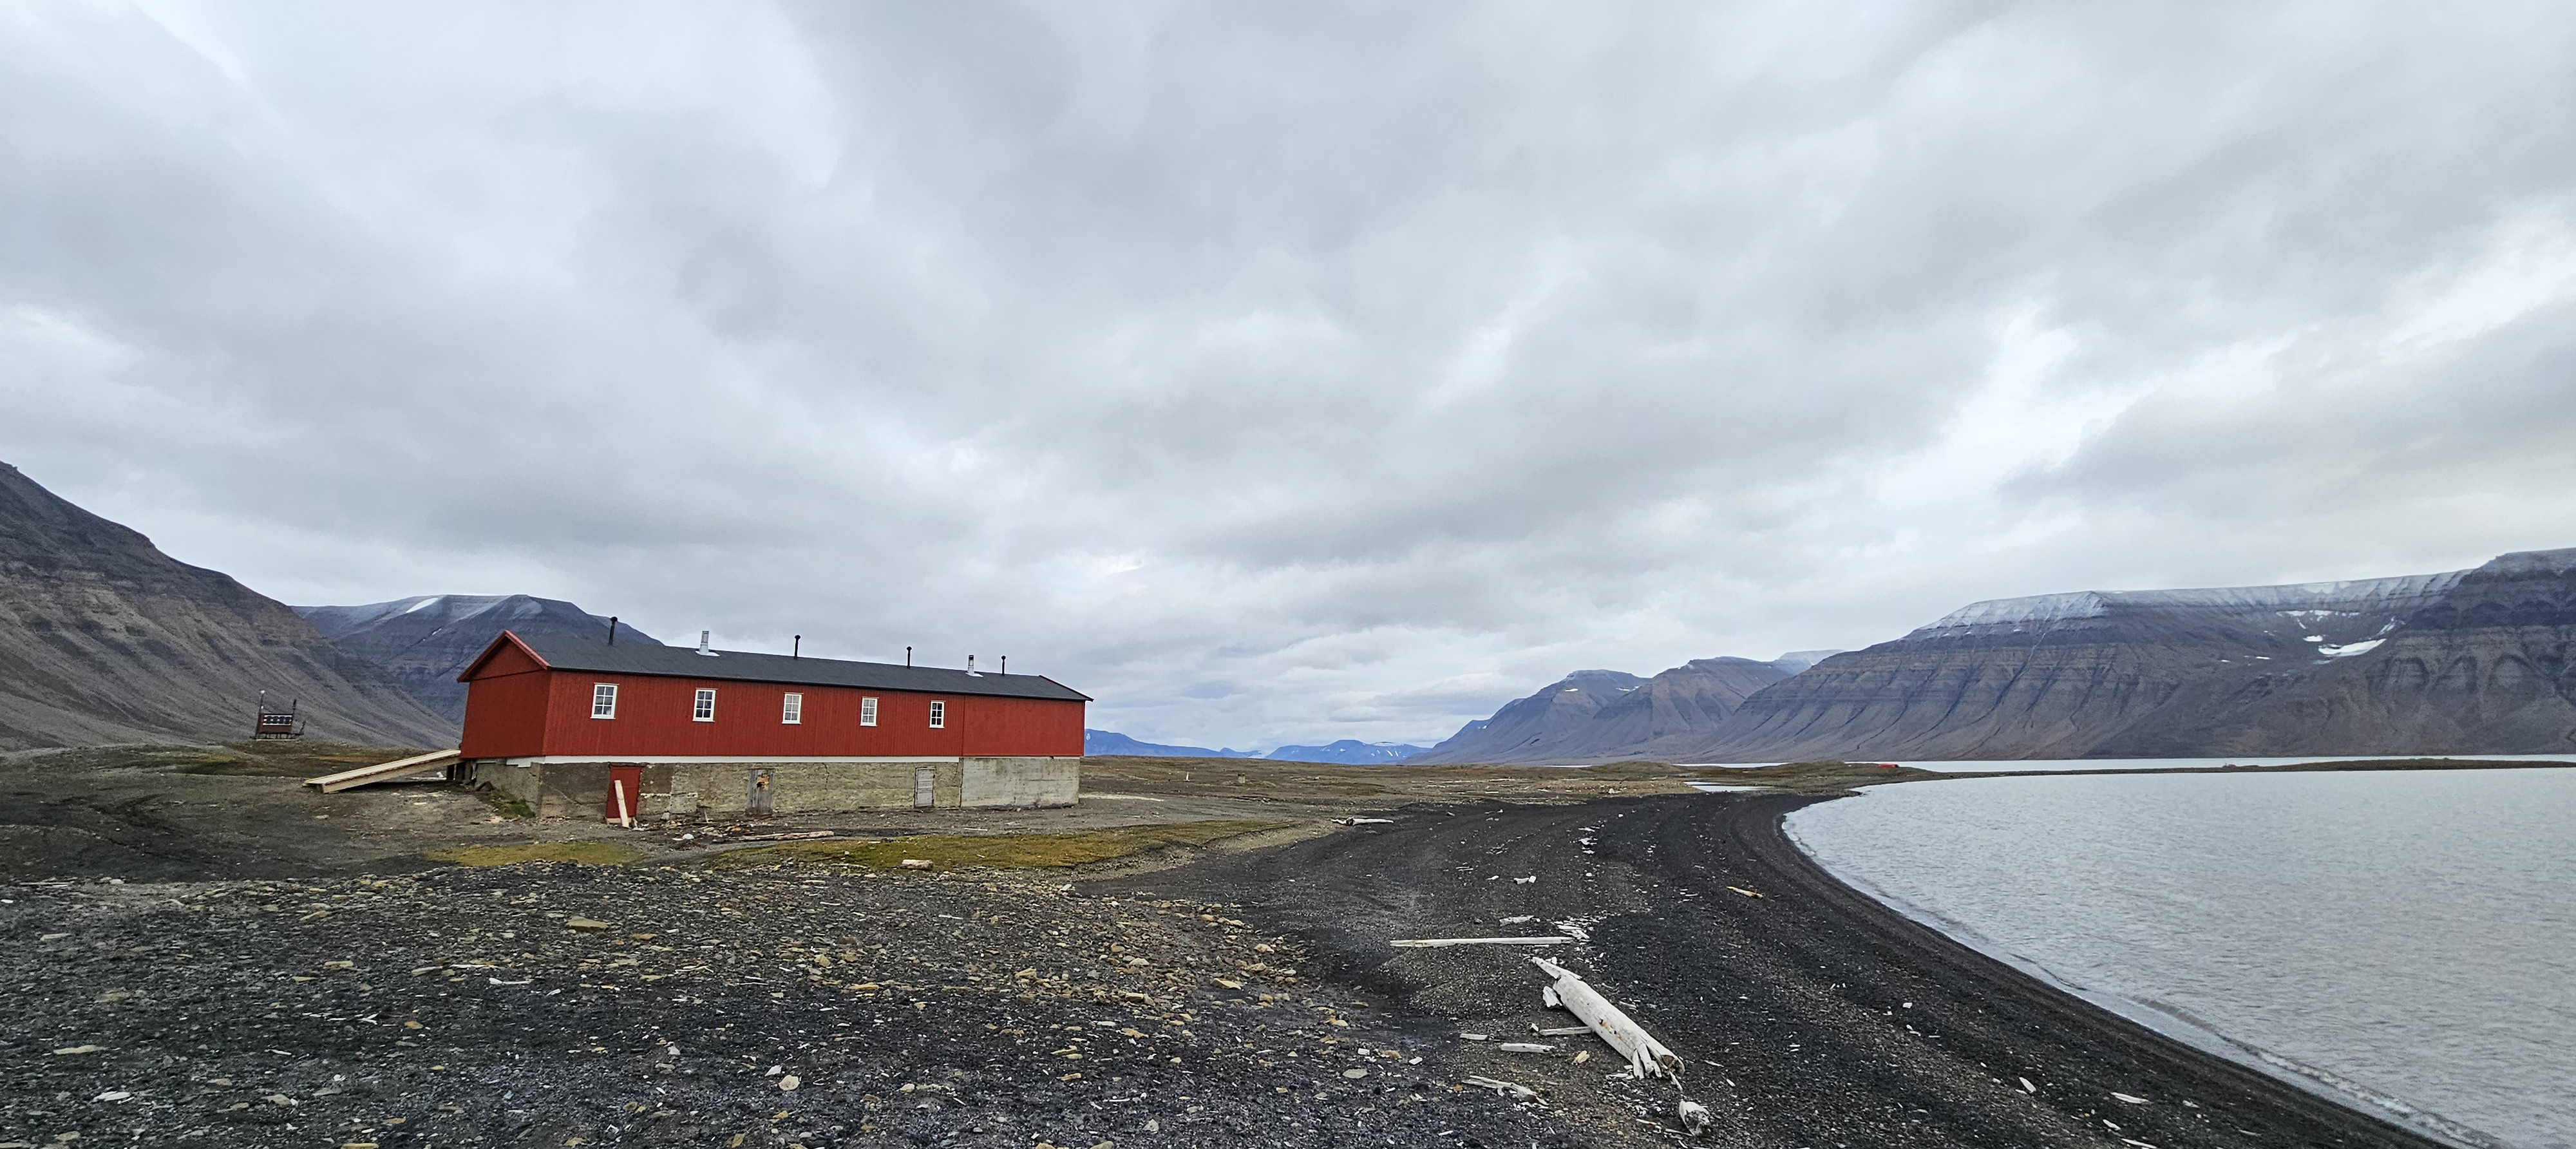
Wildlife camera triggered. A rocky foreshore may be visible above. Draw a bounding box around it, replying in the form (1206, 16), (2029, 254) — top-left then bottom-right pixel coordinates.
(1, 864), (1576, 1148)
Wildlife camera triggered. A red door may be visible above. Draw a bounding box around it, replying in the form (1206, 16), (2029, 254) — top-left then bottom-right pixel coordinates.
(606, 766), (642, 824)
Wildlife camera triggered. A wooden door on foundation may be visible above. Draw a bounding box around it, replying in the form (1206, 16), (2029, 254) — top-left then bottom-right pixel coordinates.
(913, 766), (934, 809)
(747, 768), (775, 816)
(606, 766), (641, 824)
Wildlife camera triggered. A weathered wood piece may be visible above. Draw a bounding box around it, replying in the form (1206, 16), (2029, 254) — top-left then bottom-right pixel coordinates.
(1390, 936), (1574, 948)
(303, 749), (460, 793)
(1529, 955), (1684, 1081)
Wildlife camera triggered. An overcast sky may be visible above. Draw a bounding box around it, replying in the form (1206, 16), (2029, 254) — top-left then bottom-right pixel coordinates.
(6, 2), (2575, 750)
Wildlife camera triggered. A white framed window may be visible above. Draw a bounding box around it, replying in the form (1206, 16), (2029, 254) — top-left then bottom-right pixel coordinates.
(693, 688), (717, 722)
(591, 683), (618, 719)
(927, 699), (945, 728)
(859, 696), (878, 726)
(781, 692), (802, 725)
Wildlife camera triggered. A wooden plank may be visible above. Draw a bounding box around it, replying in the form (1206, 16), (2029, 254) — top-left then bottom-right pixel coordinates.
(305, 748), (460, 793)
(1389, 936), (1574, 948)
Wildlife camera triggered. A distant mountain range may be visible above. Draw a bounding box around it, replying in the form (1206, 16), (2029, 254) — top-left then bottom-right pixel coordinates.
(1082, 730), (1431, 764)
(14, 456), (2568, 764)
(1408, 654), (1830, 764)
(296, 596), (658, 722)
(0, 462), (455, 750)
(1262, 739), (1434, 764)
(1083, 730), (1255, 758)
(1425, 549), (2576, 763)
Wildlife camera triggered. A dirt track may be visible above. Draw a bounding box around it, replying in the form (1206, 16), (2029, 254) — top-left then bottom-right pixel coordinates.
(1109, 793), (2450, 1149)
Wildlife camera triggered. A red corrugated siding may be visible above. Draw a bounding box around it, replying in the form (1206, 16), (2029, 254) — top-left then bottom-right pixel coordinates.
(459, 641), (553, 758)
(464, 666), (1083, 758)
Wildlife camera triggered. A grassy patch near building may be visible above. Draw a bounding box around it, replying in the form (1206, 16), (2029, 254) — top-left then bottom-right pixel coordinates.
(710, 819), (1291, 871)
(426, 842), (646, 867)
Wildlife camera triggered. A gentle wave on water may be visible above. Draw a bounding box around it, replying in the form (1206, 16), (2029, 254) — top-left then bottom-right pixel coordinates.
(1782, 768), (2576, 1149)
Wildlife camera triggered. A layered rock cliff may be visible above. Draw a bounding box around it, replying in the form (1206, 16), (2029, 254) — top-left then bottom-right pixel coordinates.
(1692, 553), (2574, 761)
(2098, 548), (2576, 756)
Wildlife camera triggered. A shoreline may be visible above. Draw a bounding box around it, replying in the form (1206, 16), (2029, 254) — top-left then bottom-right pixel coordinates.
(1120, 790), (2454, 1148)
(0, 748), (2518, 1148)
(1779, 806), (2501, 1149)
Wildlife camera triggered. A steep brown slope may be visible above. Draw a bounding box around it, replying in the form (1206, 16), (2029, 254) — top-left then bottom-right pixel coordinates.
(0, 462), (456, 750)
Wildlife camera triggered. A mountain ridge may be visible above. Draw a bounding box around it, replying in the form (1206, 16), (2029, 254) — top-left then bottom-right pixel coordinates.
(1263, 739), (1432, 764)
(295, 594), (658, 722)
(1421, 550), (2576, 764)
(1406, 653), (1837, 764)
(0, 462), (456, 750)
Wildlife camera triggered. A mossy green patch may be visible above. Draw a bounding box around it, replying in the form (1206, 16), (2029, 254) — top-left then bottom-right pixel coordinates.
(473, 788), (535, 820)
(426, 842), (645, 867)
(710, 819), (1290, 871)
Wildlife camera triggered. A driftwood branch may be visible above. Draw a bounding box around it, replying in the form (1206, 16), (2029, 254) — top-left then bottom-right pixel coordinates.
(1528, 956), (1683, 1081)
(1390, 936), (1574, 948)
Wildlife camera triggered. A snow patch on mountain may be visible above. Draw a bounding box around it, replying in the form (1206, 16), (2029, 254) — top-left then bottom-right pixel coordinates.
(1915, 571), (2469, 636)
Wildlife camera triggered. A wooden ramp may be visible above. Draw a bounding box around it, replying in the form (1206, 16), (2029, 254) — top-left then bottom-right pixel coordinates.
(305, 748), (461, 793)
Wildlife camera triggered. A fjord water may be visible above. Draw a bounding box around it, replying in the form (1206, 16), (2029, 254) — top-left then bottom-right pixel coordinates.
(1783, 769), (2576, 1148)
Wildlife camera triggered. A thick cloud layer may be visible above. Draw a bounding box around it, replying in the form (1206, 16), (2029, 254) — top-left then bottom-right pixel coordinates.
(6, 2), (2574, 748)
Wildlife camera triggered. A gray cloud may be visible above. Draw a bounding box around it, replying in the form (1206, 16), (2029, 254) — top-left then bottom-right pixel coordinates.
(6, 1), (2575, 748)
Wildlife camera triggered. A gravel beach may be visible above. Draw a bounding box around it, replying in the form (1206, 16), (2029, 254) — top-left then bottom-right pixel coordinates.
(0, 750), (2470, 1148)
(1114, 793), (2457, 1149)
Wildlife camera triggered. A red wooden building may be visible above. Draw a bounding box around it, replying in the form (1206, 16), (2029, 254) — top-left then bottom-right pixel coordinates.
(454, 631), (1087, 819)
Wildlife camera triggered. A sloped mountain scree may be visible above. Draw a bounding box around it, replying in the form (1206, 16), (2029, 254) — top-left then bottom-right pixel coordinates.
(0, 462), (453, 750)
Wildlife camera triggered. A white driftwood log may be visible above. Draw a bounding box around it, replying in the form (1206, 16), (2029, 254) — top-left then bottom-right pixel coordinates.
(1530, 956), (1684, 1081)
(1390, 936), (1575, 948)
(1460, 1075), (1537, 1099)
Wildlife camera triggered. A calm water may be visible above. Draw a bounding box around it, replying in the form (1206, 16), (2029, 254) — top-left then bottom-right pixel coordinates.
(1782, 769), (2576, 1148)
(1690, 754), (2576, 773)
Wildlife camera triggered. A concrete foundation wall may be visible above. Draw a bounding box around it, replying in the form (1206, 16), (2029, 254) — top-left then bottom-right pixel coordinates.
(465, 756), (1077, 819)
(464, 759), (543, 811)
(960, 756), (1081, 808)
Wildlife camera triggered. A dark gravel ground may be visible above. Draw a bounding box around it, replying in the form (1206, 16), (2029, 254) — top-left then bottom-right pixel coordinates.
(1, 784), (2469, 1149)
(1108, 793), (2459, 1149)
(0, 863), (1583, 1149)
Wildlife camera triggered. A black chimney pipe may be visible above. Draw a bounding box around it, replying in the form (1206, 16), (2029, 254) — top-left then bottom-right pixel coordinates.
(607, 616), (618, 645)
(905, 645), (913, 667)
(793, 635), (801, 659)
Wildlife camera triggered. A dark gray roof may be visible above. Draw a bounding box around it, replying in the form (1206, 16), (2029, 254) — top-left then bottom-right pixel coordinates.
(484, 631), (1090, 702)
